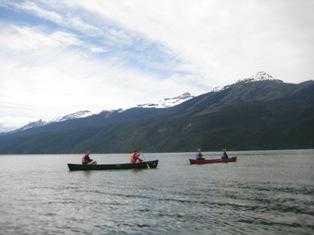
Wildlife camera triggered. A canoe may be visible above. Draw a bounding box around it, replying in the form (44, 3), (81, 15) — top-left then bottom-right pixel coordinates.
(67, 160), (158, 171)
(189, 157), (237, 165)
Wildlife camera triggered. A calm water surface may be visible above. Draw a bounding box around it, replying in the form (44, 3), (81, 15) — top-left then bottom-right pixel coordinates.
(0, 150), (314, 234)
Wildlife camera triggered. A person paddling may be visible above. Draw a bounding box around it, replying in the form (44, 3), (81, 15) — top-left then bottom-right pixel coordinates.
(221, 149), (229, 160)
(82, 151), (97, 165)
(130, 149), (143, 164)
(196, 148), (205, 160)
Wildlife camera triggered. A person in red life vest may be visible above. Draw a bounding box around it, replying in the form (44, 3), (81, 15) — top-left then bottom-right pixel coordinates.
(130, 150), (143, 164)
(82, 151), (97, 165)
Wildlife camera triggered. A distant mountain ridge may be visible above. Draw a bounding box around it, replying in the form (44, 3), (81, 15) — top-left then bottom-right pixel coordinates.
(14, 119), (47, 133)
(0, 76), (313, 153)
(2, 111), (94, 134)
(4, 92), (194, 133)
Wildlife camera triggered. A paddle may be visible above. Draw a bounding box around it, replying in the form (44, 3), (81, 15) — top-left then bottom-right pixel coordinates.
(141, 152), (150, 169)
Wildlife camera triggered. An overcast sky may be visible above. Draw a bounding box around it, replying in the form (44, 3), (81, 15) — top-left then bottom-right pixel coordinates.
(1, 0), (314, 130)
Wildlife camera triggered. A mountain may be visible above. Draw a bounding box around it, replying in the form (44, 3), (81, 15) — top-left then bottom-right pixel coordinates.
(0, 77), (313, 153)
(53, 110), (93, 122)
(11, 119), (47, 133)
(0, 125), (14, 134)
(19, 119), (47, 131)
(8, 93), (192, 133)
(4, 110), (95, 134)
(137, 92), (194, 108)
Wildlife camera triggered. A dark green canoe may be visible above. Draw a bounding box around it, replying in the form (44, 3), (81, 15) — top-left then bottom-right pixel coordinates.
(67, 160), (158, 171)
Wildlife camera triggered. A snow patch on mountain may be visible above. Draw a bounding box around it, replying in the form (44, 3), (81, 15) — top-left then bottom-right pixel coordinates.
(7, 111), (94, 133)
(12, 119), (47, 132)
(54, 110), (93, 122)
(0, 126), (14, 134)
(137, 92), (194, 108)
(252, 71), (274, 80)
(5, 93), (193, 134)
(98, 109), (123, 117)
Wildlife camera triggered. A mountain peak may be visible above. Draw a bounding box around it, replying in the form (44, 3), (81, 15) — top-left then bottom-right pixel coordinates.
(137, 92), (194, 108)
(16, 119), (47, 132)
(165, 92), (192, 101)
(252, 71), (274, 80)
(223, 72), (282, 91)
(55, 110), (93, 122)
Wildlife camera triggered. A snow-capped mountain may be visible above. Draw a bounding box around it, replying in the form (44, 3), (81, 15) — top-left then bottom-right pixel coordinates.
(6, 93), (193, 133)
(54, 110), (93, 122)
(0, 126), (14, 134)
(98, 109), (123, 117)
(14, 119), (47, 132)
(252, 71), (274, 80)
(137, 92), (194, 108)
(7, 111), (94, 133)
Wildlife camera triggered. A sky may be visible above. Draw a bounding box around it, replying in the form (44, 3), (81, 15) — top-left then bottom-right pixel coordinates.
(1, 0), (314, 130)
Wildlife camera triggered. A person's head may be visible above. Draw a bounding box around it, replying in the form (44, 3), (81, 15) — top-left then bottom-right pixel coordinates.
(133, 149), (139, 153)
(85, 150), (90, 155)
(198, 148), (201, 152)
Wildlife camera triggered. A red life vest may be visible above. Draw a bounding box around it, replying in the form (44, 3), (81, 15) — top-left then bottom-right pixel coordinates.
(131, 151), (142, 163)
(82, 154), (92, 164)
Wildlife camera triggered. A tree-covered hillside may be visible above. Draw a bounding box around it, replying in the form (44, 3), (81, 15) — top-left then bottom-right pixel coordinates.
(0, 79), (313, 153)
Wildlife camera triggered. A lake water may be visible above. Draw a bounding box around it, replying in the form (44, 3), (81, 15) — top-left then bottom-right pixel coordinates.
(0, 150), (313, 234)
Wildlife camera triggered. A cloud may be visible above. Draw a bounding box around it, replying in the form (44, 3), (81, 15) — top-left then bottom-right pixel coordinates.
(18, 1), (63, 23)
(0, 25), (80, 52)
(67, 0), (314, 84)
(1, 1), (185, 79)
(0, 24), (203, 128)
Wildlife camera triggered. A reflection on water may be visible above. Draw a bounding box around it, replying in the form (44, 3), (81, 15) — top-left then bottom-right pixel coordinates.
(0, 150), (313, 234)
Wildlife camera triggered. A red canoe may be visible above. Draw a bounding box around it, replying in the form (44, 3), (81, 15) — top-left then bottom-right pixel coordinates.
(189, 156), (237, 165)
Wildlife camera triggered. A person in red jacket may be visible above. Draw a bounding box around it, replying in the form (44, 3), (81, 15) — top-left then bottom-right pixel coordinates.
(130, 150), (143, 164)
(82, 151), (97, 165)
